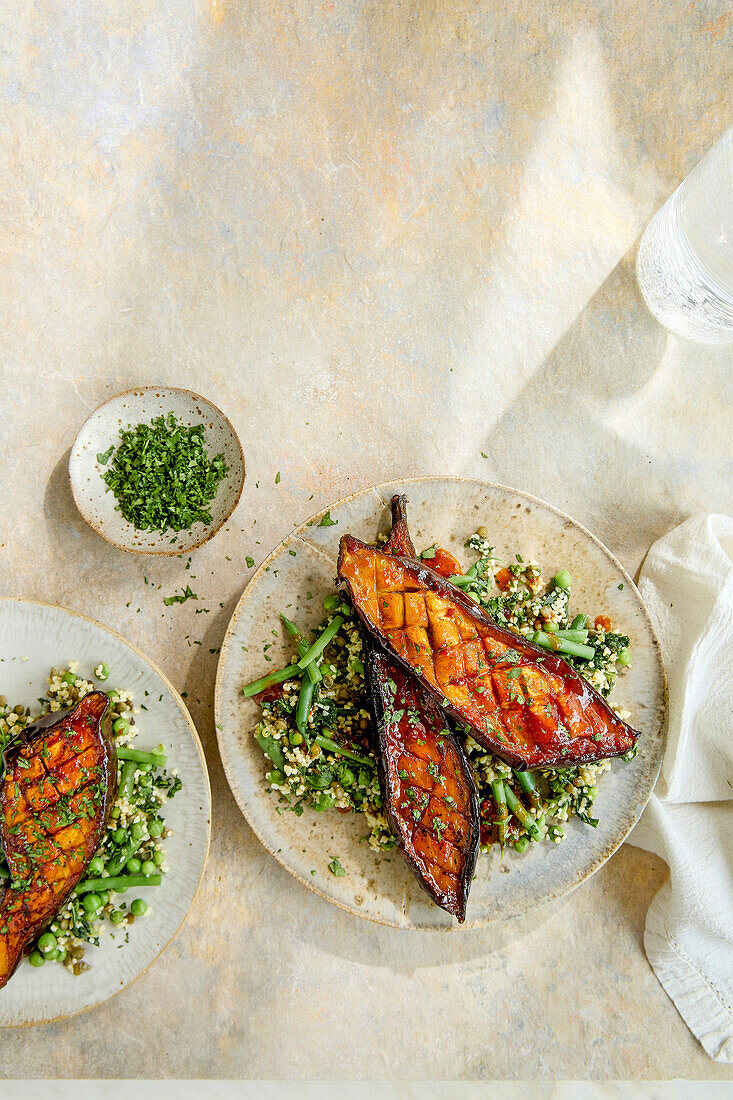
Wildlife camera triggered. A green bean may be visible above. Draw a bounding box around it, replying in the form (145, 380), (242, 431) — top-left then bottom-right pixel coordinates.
(314, 735), (375, 768)
(104, 835), (144, 878)
(531, 631), (595, 660)
(570, 614), (588, 631)
(295, 677), (316, 746)
(491, 778), (509, 850)
(504, 786), (542, 841)
(241, 663), (302, 698)
(116, 747), (167, 767)
(119, 760), (136, 799)
(281, 614), (321, 685)
(513, 769), (542, 811)
(75, 874), (162, 895)
(556, 628), (589, 643)
(297, 616), (344, 669)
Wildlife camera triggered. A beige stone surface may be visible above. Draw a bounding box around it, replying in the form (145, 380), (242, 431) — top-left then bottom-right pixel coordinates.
(0, 0), (732, 1080)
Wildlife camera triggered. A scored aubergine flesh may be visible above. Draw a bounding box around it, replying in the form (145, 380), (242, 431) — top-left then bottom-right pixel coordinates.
(0, 692), (116, 987)
(362, 496), (479, 921)
(339, 532), (639, 771)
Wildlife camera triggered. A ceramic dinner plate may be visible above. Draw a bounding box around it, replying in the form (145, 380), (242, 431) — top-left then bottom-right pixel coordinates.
(215, 478), (667, 931)
(0, 599), (211, 1025)
(68, 386), (245, 555)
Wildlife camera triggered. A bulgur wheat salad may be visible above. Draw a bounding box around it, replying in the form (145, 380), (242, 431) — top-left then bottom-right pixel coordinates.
(245, 529), (636, 862)
(0, 664), (181, 975)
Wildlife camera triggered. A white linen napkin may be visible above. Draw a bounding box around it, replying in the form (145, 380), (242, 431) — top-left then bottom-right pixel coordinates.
(629, 513), (733, 1062)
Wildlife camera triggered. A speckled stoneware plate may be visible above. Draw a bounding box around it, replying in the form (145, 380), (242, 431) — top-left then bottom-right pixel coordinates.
(69, 387), (245, 555)
(215, 478), (666, 931)
(0, 598), (211, 1025)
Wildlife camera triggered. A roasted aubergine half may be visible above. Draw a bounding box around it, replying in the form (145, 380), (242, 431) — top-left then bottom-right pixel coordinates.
(362, 496), (479, 922)
(338, 532), (639, 771)
(0, 692), (116, 987)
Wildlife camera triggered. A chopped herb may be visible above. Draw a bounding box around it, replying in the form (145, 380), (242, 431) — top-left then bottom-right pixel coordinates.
(328, 857), (346, 877)
(318, 511), (338, 527)
(100, 413), (228, 533)
(163, 585), (198, 606)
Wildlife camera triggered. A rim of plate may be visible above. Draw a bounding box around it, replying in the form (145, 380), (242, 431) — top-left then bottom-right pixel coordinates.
(0, 596), (212, 1025)
(215, 476), (667, 930)
(68, 385), (246, 556)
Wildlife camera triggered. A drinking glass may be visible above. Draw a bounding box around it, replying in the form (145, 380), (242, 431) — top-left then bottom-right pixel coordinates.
(636, 128), (733, 344)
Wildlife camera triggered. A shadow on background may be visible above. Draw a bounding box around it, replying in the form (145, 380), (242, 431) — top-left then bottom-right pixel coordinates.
(484, 247), (733, 574)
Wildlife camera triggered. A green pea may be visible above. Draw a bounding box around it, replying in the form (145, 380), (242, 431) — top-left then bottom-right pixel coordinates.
(130, 899), (147, 917)
(88, 856), (104, 876)
(141, 860), (156, 876)
(61, 672), (78, 685)
(95, 663), (110, 681)
(113, 718), (130, 736)
(99, 890), (110, 906)
(110, 909), (126, 925)
(553, 570), (572, 590)
(148, 819), (164, 838)
(289, 731), (304, 746)
(112, 828), (126, 844)
(131, 822), (146, 841)
(108, 691), (120, 704)
(268, 769), (286, 786)
(618, 648), (631, 667)
(323, 594), (341, 611)
(56, 948), (66, 962)
(83, 893), (102, 914)
(111, 807), (120, 819)
(126, 857), (142, 874)
(28, 949), (45, 967)
(38, 932), (57, 954)
(138, 762), (152, 773)
(152, 850), (165, 866)
(45, 948), (60, 961)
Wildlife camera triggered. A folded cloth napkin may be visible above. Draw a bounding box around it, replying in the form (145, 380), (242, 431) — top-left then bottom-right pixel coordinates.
(629, 513), (733, 1062)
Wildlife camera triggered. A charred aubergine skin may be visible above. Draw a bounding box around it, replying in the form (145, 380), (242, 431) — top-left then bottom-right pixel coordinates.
(338, 534), (639, 770)
(363, 496), (479, 922)
(366, 648), (479, 921)
(0, 692), (116, 988)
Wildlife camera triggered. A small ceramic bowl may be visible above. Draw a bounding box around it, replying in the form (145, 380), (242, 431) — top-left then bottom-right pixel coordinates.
(69, 387), (245, 555)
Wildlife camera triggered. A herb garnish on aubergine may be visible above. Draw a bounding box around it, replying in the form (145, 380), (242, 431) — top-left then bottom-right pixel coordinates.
(362, 496), (480, 922)
(0, 692), (116, 987)
(338, 524), (639, 772)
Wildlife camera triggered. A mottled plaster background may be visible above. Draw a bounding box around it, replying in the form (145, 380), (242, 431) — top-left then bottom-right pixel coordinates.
(0, 0), (732, 1080)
